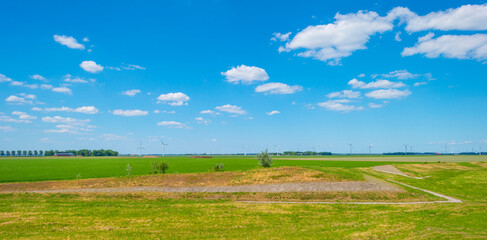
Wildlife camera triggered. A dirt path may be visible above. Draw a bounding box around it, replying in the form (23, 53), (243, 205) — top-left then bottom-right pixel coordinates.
(372, 165), (427, 179)
(239, 180), (462, 205)
(3, 180), (402, 194)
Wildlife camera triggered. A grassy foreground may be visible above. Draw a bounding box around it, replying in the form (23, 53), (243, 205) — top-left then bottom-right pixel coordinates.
(1, 155), (485, 183)
(0, 163), (486, 239)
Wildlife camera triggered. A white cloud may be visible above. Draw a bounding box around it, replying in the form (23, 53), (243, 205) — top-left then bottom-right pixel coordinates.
(281, 10), (394, 65)
(414, 82), (428, 86)
(44, 124), (93, 134)
(101, 134), (129, 141)
(401, 4), (487, 32)
(80, 60), (104, 73)
(122, 64), (146, 70)
(0, 115), (32, 123)
(255, 82), (303, 94)
(64, 74), (94, 83)
(53, 35), (85, 50)
(348, 78), (406, 89)
(0, 126), (15, 132)
(221, 65), (269, 84)
(215, 104), (247, 115)
(52, 86), (72, 94)
(42, 106), (99, 114)
(368, 103), (383, 108)
(112, 109), (148, 117)
(157, 92), (190, 106)
(122, 89), (141, 96)
(0, 74), (12, 83)
(41, 84), (53, 89)
(153, 110), (175, 114)
(82, 37), (89, 42)
(31, 107), (42, 111)
(318, 99), (364, 112)
(395, 32), (402, 42)
(327, 90), (361, 99)
(200, 110), (215, 114)
(365, 89), (412, 99)
(5, 94), (37, 105)
(271, 32), (292, 42)
(42, 116), (90, 126)
(30, 74), (47, 81)
(157, 121), (186, 128)
(402, 33), (487, 61)
(195, 117), (210, 125)
(11, 111), (36, 120)
(266, 110), (280, 115)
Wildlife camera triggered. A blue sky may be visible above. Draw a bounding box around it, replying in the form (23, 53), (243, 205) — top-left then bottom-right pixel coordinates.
(1, 0), (487, 154)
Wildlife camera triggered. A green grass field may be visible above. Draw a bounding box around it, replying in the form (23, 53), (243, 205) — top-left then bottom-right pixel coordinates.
(1, 155), (485, 183)
(1, 156), (486, 239)
(1, 161), (486, 239)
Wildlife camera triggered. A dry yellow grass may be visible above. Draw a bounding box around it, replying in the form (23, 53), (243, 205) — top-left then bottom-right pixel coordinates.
(0, 167), (348, 192)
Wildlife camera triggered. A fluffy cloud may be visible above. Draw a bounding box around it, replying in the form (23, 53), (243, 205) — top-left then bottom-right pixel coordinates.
(221, 65), (269, 84)
(402, 33), (487, 61)
(348, 79), (405, 89)
(53, 35), (85, 50)
(0, 74), (12, 82)
(80, 60), (104, 73)
(52, 86), (72, 94)
(44, 124), (94, 134)
(41, 106), (99, 114)
(112, 109), (148, 117)
(255, 82), (303, 94)
(266, 110), (280, 115)
(12, 111), (36, 120)
(42, 116), (90, 126)
(280, 10), (394, 65)
(215, 104), (247, 115)
(368, 103), (384, 108)
(414, 82), (428, 86)
(401, 4), (487, 32)
(5, 94), (37, 105)
(30, 74), (46, 81)
(157, 92), (190, 106)
(122, 89), (141, 96)
(0, 114), (33, 123)
(365, 89), (412, 99)
(195, 117), (210, 125)
(157, 121), (186, 128)
(327, 90), (361, 99)
(271, 32), (292, 42)
(318, 99), (364, 112)
(64, 74), (95, 83)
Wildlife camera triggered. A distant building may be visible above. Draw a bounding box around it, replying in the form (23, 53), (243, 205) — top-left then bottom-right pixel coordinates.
(55, 152), (75, 157)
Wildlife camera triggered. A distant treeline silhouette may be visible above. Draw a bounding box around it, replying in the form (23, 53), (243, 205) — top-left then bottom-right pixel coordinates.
(0, 149), (119, 157)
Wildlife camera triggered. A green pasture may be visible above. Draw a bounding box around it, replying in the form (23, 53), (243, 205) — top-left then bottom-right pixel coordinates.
(0, 155), (485, 183)
(1, 162), (486, 239)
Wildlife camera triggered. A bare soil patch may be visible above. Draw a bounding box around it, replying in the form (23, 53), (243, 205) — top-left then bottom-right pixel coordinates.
(0, 167), (354, 192)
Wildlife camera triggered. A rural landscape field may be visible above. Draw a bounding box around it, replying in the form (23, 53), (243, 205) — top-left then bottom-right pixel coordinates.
(1, 155), (487, 239)
(2, 0), (487, 239)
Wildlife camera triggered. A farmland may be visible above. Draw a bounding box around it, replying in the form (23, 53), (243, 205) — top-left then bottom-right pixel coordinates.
(0, 155), (486, 239)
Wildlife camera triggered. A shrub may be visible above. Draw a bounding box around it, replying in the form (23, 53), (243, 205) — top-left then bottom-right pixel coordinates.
(152, 161), (169, 174)
(257, 149), (273, 168)
(213, 163), (224, 172)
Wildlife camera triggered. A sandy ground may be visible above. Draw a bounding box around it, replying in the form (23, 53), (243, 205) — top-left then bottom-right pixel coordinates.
(372, 165), (426, 179)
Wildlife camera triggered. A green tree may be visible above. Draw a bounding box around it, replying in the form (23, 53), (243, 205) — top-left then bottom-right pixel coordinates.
(17, 150), (22, 156)
(39, 150), (43, 156)
(78, 149), (92, 156)
(257, 149), (273, 168)
(0, 150), (4, 157)
(11, 150), (16, 156)
(33, 150), (38, 156)
(28, 150), (33, 156)
(6, 151), (10, 156)
(22, 150), (27, 156)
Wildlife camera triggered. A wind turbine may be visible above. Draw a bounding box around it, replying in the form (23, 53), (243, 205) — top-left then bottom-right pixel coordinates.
(160, 139), (168, 157)
(403, 144), (409, 155)
(275, 145), (280, 156)
(244, 146), (248, 156)
(368, 144), (373, 154)
(137, 141), (144, 156)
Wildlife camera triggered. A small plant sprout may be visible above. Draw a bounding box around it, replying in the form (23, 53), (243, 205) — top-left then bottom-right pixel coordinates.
(76, 173), (81, 180)
(126, 164), (132, 176)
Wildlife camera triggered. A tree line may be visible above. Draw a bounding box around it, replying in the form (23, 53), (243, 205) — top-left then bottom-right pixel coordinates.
(0, 149), (119, 157)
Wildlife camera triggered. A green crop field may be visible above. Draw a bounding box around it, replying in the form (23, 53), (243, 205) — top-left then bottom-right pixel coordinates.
(1, 161), (486, 239)
(1, 155), (485, 183)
